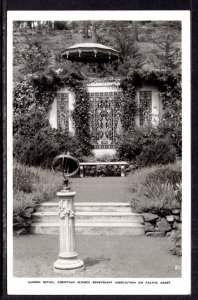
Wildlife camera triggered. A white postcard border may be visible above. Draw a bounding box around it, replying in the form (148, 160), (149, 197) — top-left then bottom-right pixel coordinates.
(7, 10), (191, 295)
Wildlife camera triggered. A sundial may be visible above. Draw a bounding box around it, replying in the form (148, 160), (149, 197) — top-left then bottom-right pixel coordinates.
(52, 152), (79, 190)
(52, 152), (84, 272)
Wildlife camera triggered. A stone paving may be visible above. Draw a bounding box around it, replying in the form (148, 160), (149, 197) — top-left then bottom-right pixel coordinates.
(13, 176), (181, 279)
(13, 234), (181, 278)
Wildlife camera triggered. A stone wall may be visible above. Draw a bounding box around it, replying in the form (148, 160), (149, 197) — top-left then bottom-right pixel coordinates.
(143, 209), (182, 237)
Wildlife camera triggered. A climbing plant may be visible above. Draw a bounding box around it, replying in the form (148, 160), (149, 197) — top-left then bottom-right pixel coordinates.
(13, 69), (93, 165)
(118, 70), (182, 157)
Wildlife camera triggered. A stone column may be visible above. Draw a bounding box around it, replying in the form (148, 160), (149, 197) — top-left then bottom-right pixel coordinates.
(54, 189), (84, 273)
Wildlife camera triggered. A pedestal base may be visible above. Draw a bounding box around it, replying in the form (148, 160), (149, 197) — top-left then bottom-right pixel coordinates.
(54, 256), (84, 273)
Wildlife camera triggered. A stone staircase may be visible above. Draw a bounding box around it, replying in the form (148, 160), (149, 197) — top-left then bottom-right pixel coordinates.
(30, 202), (145, 235)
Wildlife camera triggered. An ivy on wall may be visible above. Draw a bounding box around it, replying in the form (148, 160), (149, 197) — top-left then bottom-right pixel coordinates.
(120, 70), (181, 133)
(14, 69), (181, 161)
(14, 70), (93, 156)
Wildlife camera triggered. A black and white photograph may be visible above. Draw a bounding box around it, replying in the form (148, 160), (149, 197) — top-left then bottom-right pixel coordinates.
(7, 10), (190, 295)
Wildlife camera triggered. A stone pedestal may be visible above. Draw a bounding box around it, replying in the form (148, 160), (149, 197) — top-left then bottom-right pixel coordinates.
(54, 189), (84, 273)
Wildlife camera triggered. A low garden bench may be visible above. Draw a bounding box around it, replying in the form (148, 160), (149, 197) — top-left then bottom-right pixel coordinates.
(79, 161), (128, 177)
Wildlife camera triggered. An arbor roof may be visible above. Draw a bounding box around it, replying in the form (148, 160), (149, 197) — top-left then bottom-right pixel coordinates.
(61, 43), (119, 63)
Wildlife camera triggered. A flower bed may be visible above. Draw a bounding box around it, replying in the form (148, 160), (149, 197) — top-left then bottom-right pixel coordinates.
(13, 162), (62, 234)
(129, 162), (182, 255)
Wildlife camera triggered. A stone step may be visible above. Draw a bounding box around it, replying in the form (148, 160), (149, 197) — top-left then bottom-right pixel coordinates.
(36, 202), (132, 213)
(32, 211), (144, 224)
(30, 222), (145, 235)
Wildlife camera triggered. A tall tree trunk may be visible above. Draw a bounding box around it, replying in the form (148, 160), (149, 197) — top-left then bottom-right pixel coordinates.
(92, 21), (96, 42)
(84, 21), (89, 38)
(133, 21), (139, 41)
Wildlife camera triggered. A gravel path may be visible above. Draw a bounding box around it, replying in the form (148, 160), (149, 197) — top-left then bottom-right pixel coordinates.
(13, 234), (181, 278)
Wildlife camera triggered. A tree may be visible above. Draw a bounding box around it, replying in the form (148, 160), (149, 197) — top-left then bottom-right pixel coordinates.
(83, 21), (89, 39)
(113, 27), (143, 67)
(13, 34), (51, 75)
(151, 31), (181, 71)
(92, 21), (97, 42)
(133, 21), (139, 42)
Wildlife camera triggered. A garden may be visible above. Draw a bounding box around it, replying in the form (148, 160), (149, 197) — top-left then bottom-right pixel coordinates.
(13, 20), (182, 261)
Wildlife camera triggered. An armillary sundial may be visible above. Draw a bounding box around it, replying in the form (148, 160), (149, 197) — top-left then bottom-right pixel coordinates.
(52, 152), (80, 190)
(52, 152), (84, 273)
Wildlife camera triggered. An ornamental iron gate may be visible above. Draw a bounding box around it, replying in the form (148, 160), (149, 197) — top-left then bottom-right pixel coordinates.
(89, 92), (122, 149)
(57, 93), (69, 132)
(139, 91), (152, 126)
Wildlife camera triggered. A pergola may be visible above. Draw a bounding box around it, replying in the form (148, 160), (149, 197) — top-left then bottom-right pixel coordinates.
(61, 43), (119, 63)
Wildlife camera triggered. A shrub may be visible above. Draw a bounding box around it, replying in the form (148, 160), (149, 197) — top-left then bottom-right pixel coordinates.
(116, 130), (146, 161)
(129, 162), (181, 190)
(131, 180), (181, 215)
(145, 165), (181, 188)
(13, 162), (39, 193)
(169, 227), (182, 256)
(83, 164), (121, 177)
(116, 125), (163, 162)
(96, 153), (118, 162)
(54, 130), (84, 159)
(129, 163), (181, 215)
(13, 162), (63, 233)
(13, 107), (49, 138)
(14, 126), (85, 169)
(136, 138), (177, 167)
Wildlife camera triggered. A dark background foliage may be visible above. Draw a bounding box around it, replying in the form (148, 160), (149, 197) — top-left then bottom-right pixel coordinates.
(13, 21), (181, 168)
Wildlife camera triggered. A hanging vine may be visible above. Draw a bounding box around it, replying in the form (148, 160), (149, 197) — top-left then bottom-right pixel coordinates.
(119, 70), (181, 135)
(14, 68), (181, 159)
(14, 70), (93, 156)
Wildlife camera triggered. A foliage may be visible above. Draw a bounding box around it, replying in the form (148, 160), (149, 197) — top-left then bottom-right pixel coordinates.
(13, 34), (51, 75)
(119, 78), (137, 131)
(54, 21), (68, 30)
(136, 138), (177, 167)
(131, 181), (181, 214)
(130, 163), (181, 214)
(14, 106), (49, 137)
(113, 27), (142, 64)
(118, 70), (182, 158)
(14, 127), (84, 169)
(145, 165), (181, 187)
(83, 165), (121, 177)
(13, 70), (93, 166)
(128, 162), (181, 191)
(158, 73), (182, 155)
(13, 162), (39, 194)
(80, 153), (118, 163)
(13, 21), (181, 80)
(13, 24), (181, 166)
(14, 127), (59, 168)
(116, 125), (177, 167)
(13, 79), (38, 114)
(130, 163), (182, 215)
(151, 31), (181, 71)
(13, 162), (62, 233)
(71, 83), (93, 156)
(169, 227), (182, 256)
(116, 131), (144, 161)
